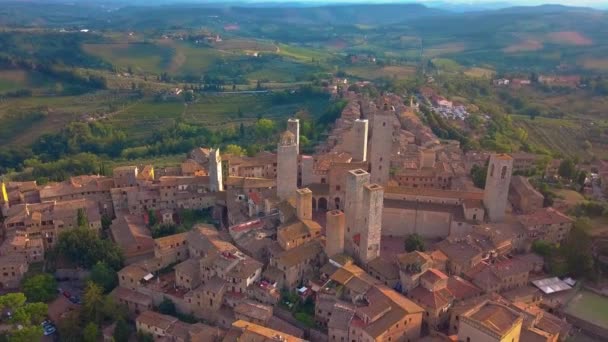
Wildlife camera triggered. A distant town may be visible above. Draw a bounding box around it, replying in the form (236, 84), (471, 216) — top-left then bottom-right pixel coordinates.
(2, 81), (608, 342)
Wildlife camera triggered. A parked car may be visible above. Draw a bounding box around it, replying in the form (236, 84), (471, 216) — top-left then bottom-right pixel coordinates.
(42, 320), (56, 336)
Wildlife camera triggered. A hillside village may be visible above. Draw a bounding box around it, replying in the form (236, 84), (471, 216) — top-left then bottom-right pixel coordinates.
(1, 86), (608, 342)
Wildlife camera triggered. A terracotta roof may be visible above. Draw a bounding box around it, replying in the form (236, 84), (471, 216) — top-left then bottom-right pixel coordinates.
(274, 240), (323, 267)
(230, 320), (305, 342)
(367, 257), (399, 281)
(136, 310), (178, 331)
(397, 251), (433, 269)
(446, 276), (482, 300)
(465, 302), (522, 337)
(225, 176), (275, 189)
(517, 207), (573, 227)
(385, 186), (483, 201)
(421, 268), (448, 284)
(328, 302), (355, 329)
(409, 286), (453, 310)
(234, 300), (273, 322)
(494, 153), (513, 161)
(154, 232), (188, 249)
(277, 218), (321, 245)
(118, 264), (149, 280)
(111, 287), (152, 306)
(174, 258), (200, 277)
(358, 285), (424, 338)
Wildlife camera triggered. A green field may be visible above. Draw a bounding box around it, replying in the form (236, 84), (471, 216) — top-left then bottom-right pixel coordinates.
(564, 290), (608, 330)
(277, 43), (333, 63)
(512, 116), (597, 159)
(0, 69), (62, 94)
(83, 43), (173, 74)
(344, 65), (416, 80)
(0, 91), (134, 146)
(108, 93), (330, 139)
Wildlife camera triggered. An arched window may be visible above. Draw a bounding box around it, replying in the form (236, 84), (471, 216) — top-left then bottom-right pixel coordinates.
(501, 166), (508, 179)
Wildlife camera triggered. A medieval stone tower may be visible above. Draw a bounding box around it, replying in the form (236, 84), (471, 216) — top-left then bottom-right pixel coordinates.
(209, 148), (223, 192)
(369, 108), (393, 185)
(352, 119), (369, 162)
(344, 169), (370, 256)
(277, 131), (298, 200)
(287, 118), (300, 152)
(296, 188), (312, 221)
(483, 153), (513, 222)
(359, 183), (383, 264)
(325, 209), (345, 258)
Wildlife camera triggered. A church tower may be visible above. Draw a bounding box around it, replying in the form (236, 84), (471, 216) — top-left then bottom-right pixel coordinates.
(277, 131), (298, 200)
(209, 148), (223, 192)
(483, 154), (513, 222)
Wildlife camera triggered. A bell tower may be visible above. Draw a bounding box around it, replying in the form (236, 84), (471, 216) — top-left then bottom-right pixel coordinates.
(483, 154), (513, 222)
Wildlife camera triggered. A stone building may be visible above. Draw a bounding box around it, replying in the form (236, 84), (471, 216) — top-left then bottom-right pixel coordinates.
(517, 207), (573, 247)
(457, 301), (523, 342)
(0, 254), (28, 288)
(2, 198), (101, 249)
(39, 175), (115, 217)
(508, 176), (544, 214)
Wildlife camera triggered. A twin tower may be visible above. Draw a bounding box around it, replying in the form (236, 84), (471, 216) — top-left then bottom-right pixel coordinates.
(326, 169), (384, 265)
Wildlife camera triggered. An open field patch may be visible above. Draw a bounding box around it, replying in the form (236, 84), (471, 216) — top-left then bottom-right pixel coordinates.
(548, 31), (593, 46)
(276, 44), (332, 63)
(430, 58), (461, 72)
(0, 69), (61, 93)
(344, 65), (415, 80)
(464, 67), (495, 78)
(82, 43), (173, 74)
(109, 93), (329, 140)
(215, 39), (277, 52)
(580, 57), (608, 71)
(563, 290), (608, 330)
(512, 116), (590, 159)
(424, 42), (466, 57)
(503, 39), (543, 53)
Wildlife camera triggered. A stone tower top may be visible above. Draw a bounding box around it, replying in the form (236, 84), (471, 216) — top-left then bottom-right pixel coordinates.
(280, 131), (296, 146)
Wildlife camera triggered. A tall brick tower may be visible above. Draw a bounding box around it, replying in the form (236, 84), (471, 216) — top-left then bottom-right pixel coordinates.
(483, 154), (513, 222)
(352, 119), (369, 162)
(287, 118), (300, 152)
(325, 210), (345, 258)
(296, 188), (312, 221)
(369, 108), (393, 185)
(344, 169), (370, 255)
(359, 183), (383, 264)
(209, 148), (223, 192)
(277, 131), (298, 200)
